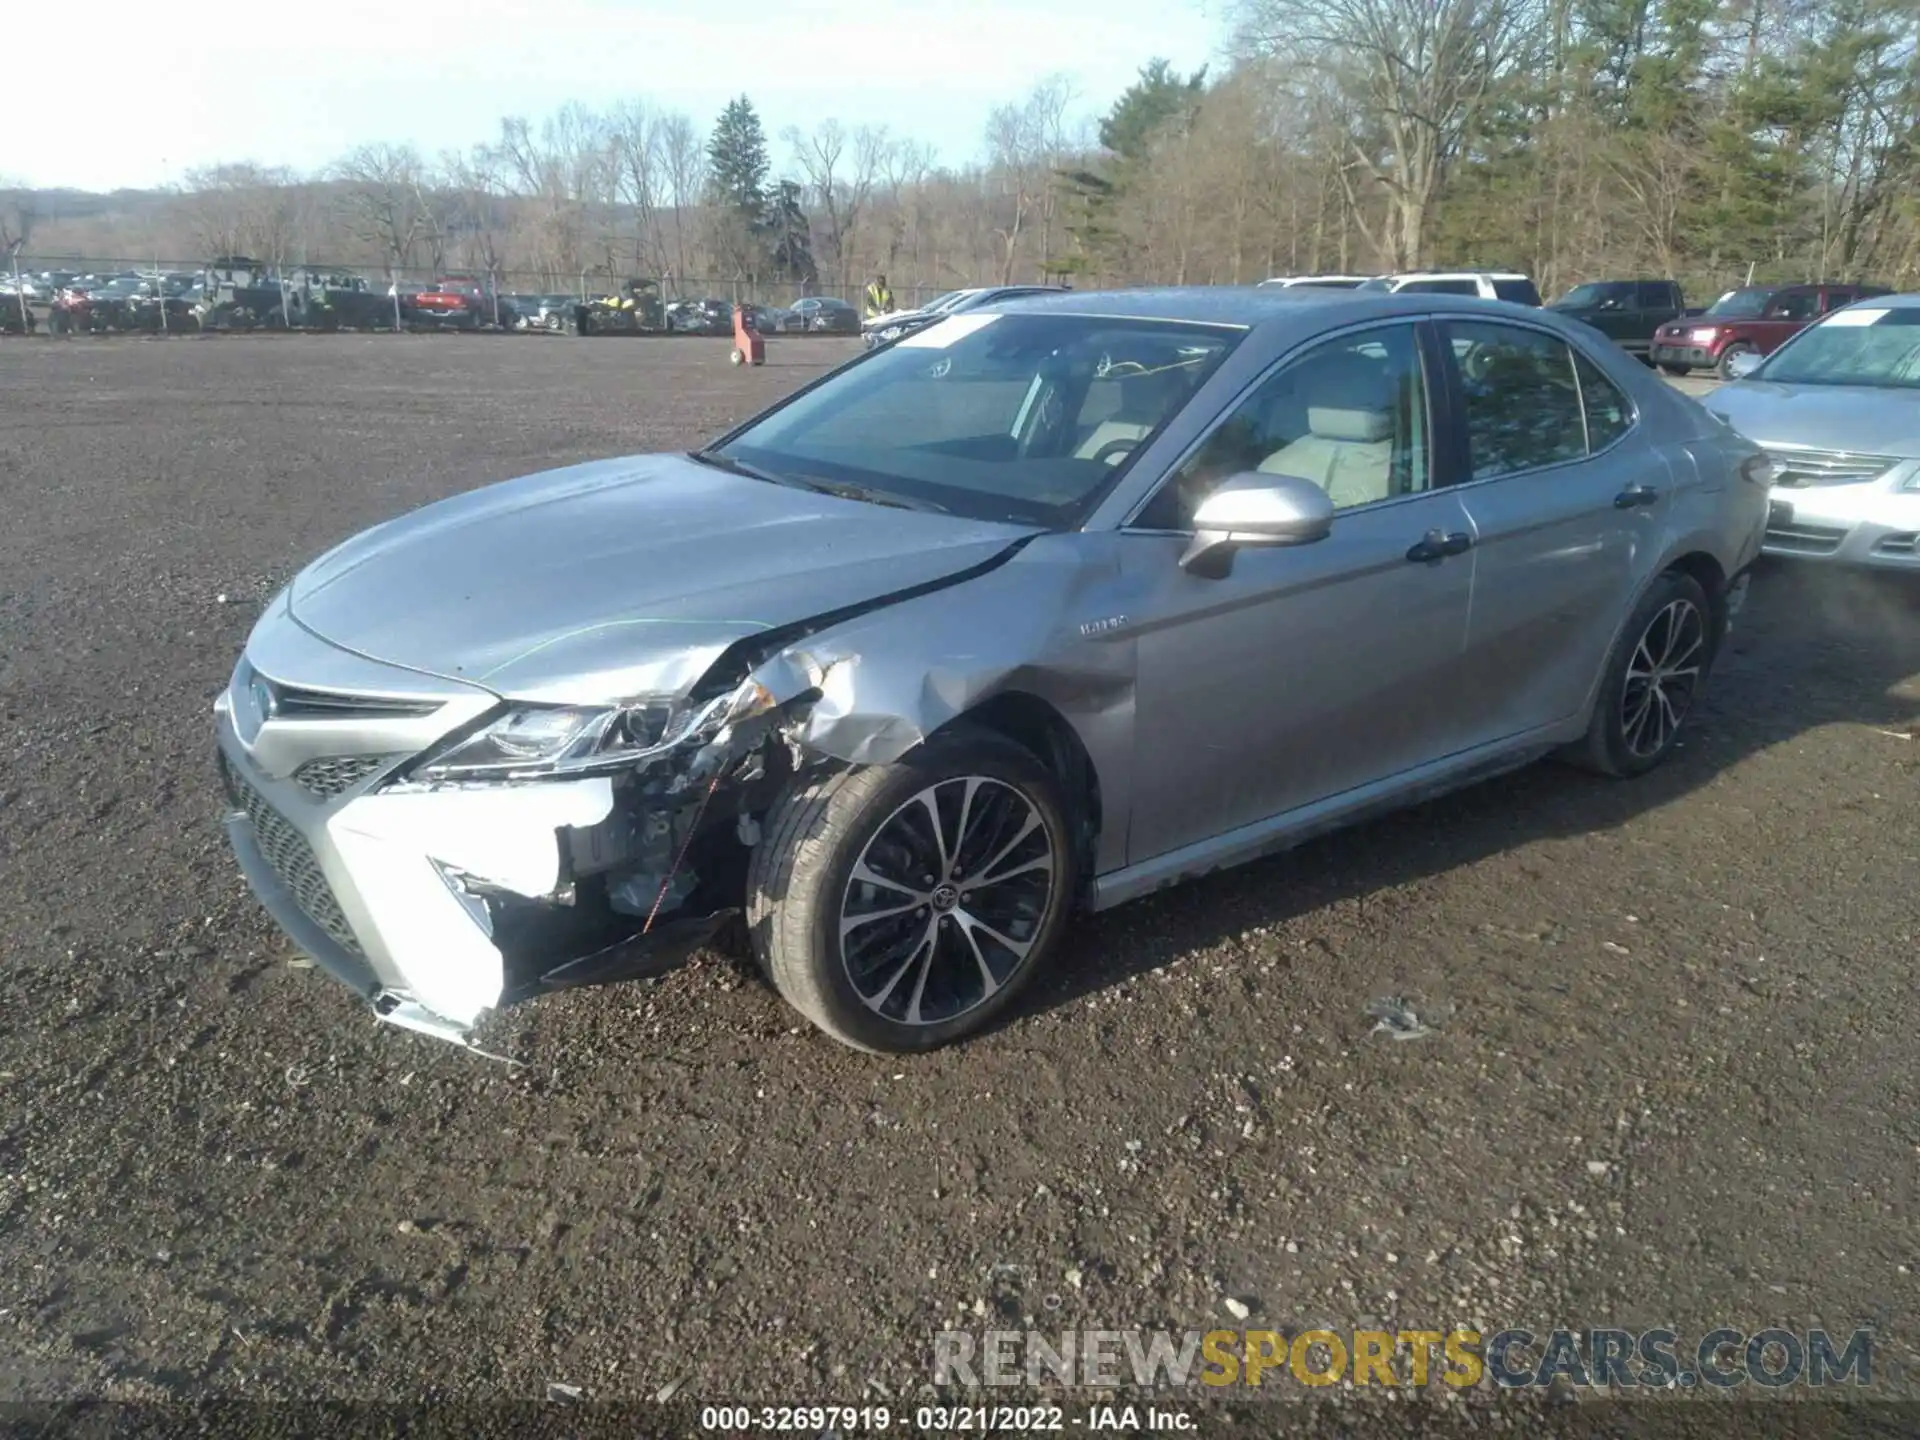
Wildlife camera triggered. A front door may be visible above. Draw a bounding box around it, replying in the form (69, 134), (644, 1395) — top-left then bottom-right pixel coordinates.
(1120, 319), (1481, 864)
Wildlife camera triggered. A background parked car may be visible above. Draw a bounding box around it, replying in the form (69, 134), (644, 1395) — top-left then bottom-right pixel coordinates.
(1358, 271), (1543, 305)
(1650, 282), (1891, 380)
(1547, 279), (1691, 362)
(510, 294), (576, 332)
(1257, 275), (1374, 288)
(409, 275), (509, 329)
(666, 297), (734, 334)
(790, 296), (860, 334)
(862, 285), (1068, 347)
(1702, 293), (1920, 569)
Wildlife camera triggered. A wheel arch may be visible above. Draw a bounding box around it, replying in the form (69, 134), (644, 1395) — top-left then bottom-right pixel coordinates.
(1662, 548), (1729, 639)
(1577, 544), (1728, 727)
(931, 691), (1104, 884)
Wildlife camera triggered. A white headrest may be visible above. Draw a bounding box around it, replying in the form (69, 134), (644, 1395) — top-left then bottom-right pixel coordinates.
(1307, 405), (1392, 443)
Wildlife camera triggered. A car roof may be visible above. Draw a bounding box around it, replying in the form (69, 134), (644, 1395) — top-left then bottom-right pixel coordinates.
(1834, 291), (1920, 309)
(968, 284), (1556, 328)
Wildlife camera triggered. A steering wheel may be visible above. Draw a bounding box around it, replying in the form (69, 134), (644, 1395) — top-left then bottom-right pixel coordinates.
(1092, 437), (1140, 466)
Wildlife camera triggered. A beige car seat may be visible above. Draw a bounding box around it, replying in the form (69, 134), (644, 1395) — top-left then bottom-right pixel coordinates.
(1075, 365), (1193, 463)
(1257, 353), (1398, 509)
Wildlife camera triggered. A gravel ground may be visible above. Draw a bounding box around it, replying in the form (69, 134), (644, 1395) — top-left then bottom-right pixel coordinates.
(0, 335), (1916, 1421)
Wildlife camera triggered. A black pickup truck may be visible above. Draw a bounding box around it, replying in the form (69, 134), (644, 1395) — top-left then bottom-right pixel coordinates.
(1546, 279), (1696, 361)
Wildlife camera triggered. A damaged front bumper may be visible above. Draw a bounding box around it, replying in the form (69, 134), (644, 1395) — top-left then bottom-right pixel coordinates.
(211, 641), (803, 1051)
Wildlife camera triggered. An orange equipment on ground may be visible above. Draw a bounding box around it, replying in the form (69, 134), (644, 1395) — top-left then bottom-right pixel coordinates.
(729, 303), (766, 366)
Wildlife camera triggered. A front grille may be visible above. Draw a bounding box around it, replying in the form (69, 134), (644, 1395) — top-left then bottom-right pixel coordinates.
(253, 673), (442, 721)
(1765, 519), (1849, 555)
(221, 754), (363, 955)
(293, 754), (398, 799)
(1765, 447), (1901, 489)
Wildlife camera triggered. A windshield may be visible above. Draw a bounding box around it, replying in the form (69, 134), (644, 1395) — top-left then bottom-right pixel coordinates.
(1356, 277), (1392, 292)
(1554, 282), (1629, 308)
(707, 312), (1243, 527)
(921, 291), (968, 314)
(1705, 288), (1776, 318)
(1754, 308), (1920, 388)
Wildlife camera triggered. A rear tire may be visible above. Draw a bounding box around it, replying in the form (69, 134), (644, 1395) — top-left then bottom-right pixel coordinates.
(746, 727), (1079, 1054)
(1572, 570), (1716, 778)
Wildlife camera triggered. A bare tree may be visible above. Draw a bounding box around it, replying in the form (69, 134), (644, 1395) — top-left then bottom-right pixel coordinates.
(1235, 0), (1533, 269)
(609, 101), (668, 277)
(986, 75), (1077, 283)
(783, 120), (893, 290)
(334, 143), (439, 280)
(659, 114), (706, 290)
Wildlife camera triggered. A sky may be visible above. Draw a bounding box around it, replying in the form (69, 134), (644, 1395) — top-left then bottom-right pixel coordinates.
(8, 0), (1224, 193)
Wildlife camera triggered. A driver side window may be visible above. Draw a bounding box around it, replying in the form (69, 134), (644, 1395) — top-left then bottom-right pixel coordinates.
(1135, 323), (1431, 530)
(1767, 290), (1818, 322)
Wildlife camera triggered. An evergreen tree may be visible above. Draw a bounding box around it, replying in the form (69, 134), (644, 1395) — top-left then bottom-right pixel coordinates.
(705, 96), (774, 280)
(707, 96), (771, 220)
(1063, 59), (1208, 278)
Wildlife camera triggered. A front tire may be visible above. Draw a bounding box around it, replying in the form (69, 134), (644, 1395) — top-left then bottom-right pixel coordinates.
(747, 727), (1079, 1053)
(1573, 570), (1716, 778)
(1715, 343), (1755, 381)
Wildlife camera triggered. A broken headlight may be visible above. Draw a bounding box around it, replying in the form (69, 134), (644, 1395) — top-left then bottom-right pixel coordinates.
(412, 680), (779, 783)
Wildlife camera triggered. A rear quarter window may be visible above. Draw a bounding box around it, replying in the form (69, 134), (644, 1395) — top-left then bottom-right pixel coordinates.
(1573, 352), (1634, 451)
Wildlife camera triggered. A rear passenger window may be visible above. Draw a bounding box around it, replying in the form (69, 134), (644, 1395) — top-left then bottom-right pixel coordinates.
(1573, 352), (1633, 450)
(1636, 282), (1674, 309)
(1444, 321), (1586, 478)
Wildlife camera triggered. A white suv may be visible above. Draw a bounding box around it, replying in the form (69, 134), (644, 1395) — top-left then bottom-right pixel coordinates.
(1256, 275), (1374, 289)
(1358, 271), (1543, 306)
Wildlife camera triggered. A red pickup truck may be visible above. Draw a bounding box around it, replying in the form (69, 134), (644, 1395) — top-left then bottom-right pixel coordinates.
(1650, 281), (1890, 380)
(407, 275), (501, 329)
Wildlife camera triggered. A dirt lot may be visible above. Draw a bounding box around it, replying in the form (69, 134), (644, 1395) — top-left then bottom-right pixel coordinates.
(0, 334), (1916, 1419)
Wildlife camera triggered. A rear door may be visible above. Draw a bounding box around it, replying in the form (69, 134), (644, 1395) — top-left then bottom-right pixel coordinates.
(1437, 318), (1667, 743)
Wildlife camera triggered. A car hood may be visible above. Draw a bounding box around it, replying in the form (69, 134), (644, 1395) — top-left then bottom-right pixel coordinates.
(289, 453), (1037, 705)
(1702, 382), (1920, 456)
(863, 308), (933, 329)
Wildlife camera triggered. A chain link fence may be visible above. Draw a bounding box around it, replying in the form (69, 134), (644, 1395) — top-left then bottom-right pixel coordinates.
(6, 256), (949, 308)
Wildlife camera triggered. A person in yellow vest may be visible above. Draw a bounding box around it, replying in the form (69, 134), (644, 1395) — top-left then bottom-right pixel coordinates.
(863, 273), (894, 320)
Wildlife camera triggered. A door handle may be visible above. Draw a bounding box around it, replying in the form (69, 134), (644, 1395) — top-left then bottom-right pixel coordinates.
(1406, 529), (1473, 563)
(1614, 484), (1660, 508)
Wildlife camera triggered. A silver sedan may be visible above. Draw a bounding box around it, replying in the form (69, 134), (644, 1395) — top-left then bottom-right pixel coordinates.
(1706, 293), (1920, 570)
(214, 287), (1771, 1054)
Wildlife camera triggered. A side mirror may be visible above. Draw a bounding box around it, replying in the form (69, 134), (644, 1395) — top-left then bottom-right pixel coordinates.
(1180, 472), (1335, 577)
(1722, 350), (1765, 381)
